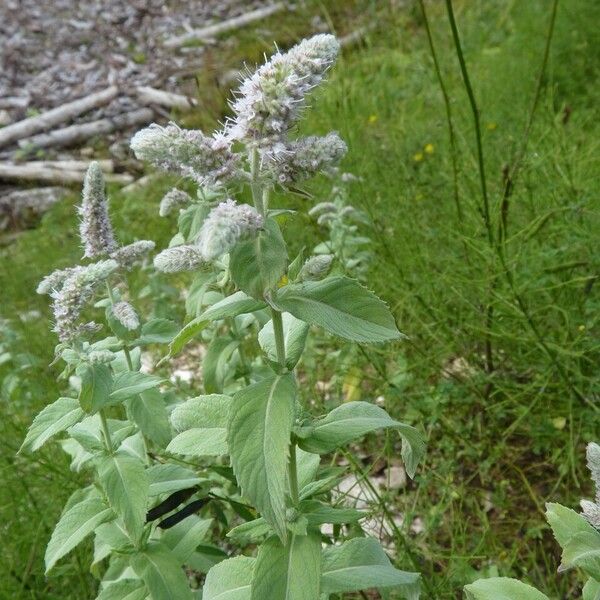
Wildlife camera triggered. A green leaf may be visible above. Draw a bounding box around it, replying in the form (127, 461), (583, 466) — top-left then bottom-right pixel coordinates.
(296, 448), (321, 490)
(464, 578), (549, 600)
(167, 428), (228, 457)
(203, 556), (254, 600)
(160, 515), (212, 562)
(165, 291), (266, 360)
(251, 534), (321, 600)
(98, 452), (149, 540)
(227, 518), (272, 544)
(583, 578), (600, 600)
(203, 337), (239, 393)
(298, 500), (365, 526)
(297, 402), (425, 478)
(127, 388), (171, 447)
(321, 538), (420, 597)
(562, 531), (600, 579)
(96, 579), (147, 600)
(147, 463), (203, 496)
(170, 394), (231, 432)
(20, 397), (84, 453)
(272, 276), (402, 343)
(45, 497), (114, 573)
(258, 312), (309, 369)
(230, 218), (288, 299)
(546, 502), (598, 548)
(78, 362), (113, 413)
(137, 319), (180, 344)
(228, 374), (296, 542)
(131, 541), (193, 600)
(110, 372), (163, 403)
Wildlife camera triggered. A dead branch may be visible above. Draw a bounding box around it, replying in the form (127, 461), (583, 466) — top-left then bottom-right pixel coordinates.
(0, 163), (133, 185)
(135, 86), (198, 110)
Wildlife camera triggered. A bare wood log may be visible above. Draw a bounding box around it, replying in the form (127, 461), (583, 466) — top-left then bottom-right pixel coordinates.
(0, 86), (119, 149)
(0, 96), (30, 110)
(24, 159), (114, 172)
(164, 3), (285, 48)
(136, 86), (198, 111)
(0, 163), (133, 185)
(18, 108), (154, 150)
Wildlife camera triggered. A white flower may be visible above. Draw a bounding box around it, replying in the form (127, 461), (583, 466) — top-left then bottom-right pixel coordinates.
(111, 301), (140, 331)
(299, 254), (334, 281)
(78, 162), (118, 259)
(110, 240), (155, 269)
(228, 34), (340, 145)
(37, 267), (77, 295)
(159, 188), (193, 217)
(154, 245), (204, 273)
(131, 123), (240, 186)
(196, 199), (263, 261)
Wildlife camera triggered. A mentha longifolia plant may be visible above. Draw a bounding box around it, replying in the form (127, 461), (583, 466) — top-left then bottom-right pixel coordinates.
(22, 35), (426, 599)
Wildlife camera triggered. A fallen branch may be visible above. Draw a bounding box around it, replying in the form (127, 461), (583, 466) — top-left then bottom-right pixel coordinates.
(0, 86), (119, 149)
(0, 163), (133, 185)
(24, 159), (114, 172)
(136, 86), (198, 111)
(164, 3), (285, 47)
(18, 108), (154, 150)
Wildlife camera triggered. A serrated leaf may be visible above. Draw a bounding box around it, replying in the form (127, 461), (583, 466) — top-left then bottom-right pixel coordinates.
(562, 531), (600, 579)
(79, 362), (113, 413)
(166, 291), (266, 360)
(147, 463), (203, 496)
(127, 388), (171, 447)
(167, 428), (228, 457)
(299, 500), (365, 526)
(272, 276), (402, 343)
(203, 556), (254, 600)
(258, 312), (309, 369)
(297, 402), (425, 478)
(137, 319), (180, 344)
(228, 374), (296, 542)
(227, 518), (272, 544)
(20, 397), (84, 453)
(230, 218), (288, 299)
(251, 534), (321, 600)
(170, 394), (231, 433)
(45, 497), (114, 573)
(321, 538), (420, 597)
(110, 372), (163, 403)
(96, 579), (147, 600)
(464, 578), (549, 600)
(131, 541), (193, 600)
(160, 515), (212, 562)
(98, 452), (149, 540)
(546, 502), (598, 548)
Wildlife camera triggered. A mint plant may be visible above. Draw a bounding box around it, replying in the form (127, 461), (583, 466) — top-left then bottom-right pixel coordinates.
(22, 35), (425, 599)
(465, 442), (600, 600)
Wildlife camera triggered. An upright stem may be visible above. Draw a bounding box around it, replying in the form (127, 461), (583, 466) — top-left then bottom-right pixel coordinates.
(249, 147), (264, 215)
(270, 309), (287, 369)
(288, 441), (300, 506)
(99, 410), (113, 451)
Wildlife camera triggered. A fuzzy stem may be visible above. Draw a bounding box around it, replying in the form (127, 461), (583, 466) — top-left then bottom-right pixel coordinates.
(99, 410), (113, 451)
(249, 148), (264, 215)
(271, 308), (287, 369)
(288, 441), (300, 506)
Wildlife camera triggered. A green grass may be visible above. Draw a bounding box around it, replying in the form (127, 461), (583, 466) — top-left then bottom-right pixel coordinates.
(1, 0), (599, 597)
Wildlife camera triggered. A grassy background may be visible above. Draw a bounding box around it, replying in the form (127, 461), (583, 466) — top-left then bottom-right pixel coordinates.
(1, 0), (598, 597)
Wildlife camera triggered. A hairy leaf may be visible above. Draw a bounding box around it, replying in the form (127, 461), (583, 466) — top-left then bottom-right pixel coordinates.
(78, 362), (113, 413)
(45, 497), (114, 573)
(203, 556), (254, 600)
(321, 538), (420, 597)
(20, 397), (84, 453)
(297, 402), (425, 478)
(464, 578), (549, 600)
(131, 541), (193, 600)
(167, 427), (228, 457)
(272, 276), (402, 343)
(127, 388), (171, 447)
(147, 464), (203, 496)
(136, 318), (179, 344)
(562, 531), (600, 579)
(96, 579), (147, 600)
(170, 394), (231, 433)
(110, 371), (163, 403)
(230, 218), (288, 299)
(203, 337), (239, 393)
(98, 452), (148, 540)
(228, 374), (296, 542)
(251, 534), (321, 600)
(160, 515), (212, 562)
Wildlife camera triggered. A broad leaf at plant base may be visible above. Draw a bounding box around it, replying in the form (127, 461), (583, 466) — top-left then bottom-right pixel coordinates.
(272, 276), (403, 343)
(251, 534), (321, 600)
(19, 396), (84, 453)
(297, 401), (425, 478)
(464, 578), (549, 600)
(321, 538), (420, 598)
(45, 496), (114, 573)
(203, 555), (254, 600)
(228, 374), (296, 542)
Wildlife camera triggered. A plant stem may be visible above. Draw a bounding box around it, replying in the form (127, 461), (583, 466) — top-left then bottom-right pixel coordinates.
(99, 410), (113, 451)
(270, 308), (287, 369)
(249, 147), (264, 215)
(288, 441), (300, 506)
